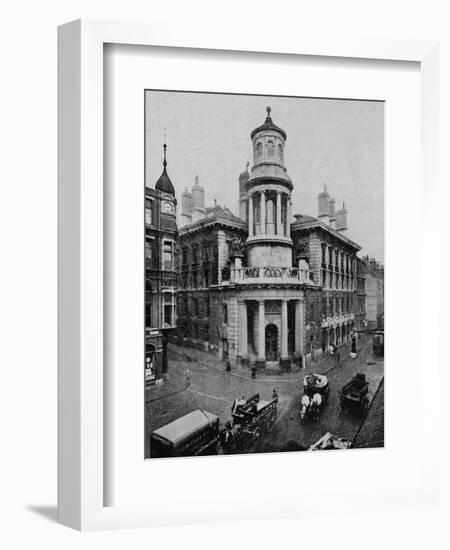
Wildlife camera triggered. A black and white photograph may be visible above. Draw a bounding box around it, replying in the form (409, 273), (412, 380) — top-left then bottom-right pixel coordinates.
(144, 90), (384, 459)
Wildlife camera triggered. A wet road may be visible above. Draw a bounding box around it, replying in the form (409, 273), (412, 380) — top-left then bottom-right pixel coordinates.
(145, 339), (384, 457)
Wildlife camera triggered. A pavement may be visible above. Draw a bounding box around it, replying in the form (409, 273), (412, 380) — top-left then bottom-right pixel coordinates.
(145, 336), (384, 458)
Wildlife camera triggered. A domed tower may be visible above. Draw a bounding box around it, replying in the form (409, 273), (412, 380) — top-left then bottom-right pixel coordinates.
(246, 106), (293, 267)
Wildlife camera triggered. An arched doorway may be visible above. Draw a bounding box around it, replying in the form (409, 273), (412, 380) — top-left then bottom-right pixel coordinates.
(265, 324), (278, 361)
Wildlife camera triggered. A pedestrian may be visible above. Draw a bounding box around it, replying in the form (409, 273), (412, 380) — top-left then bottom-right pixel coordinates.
(272, 388), (278, 401)
(185, 368), (191, 385)
(336, 348), (341, 364)
(226, 359), (231, 372)
(251, 365), (256, 379)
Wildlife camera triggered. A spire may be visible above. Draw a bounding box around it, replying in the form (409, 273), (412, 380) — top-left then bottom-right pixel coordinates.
(155, 133), (175, 195)
(163, 128), (167, 169)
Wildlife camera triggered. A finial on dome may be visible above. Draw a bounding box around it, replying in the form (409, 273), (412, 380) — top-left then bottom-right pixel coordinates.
(163, 128), (167, 169)
(266, 106), (271, 117)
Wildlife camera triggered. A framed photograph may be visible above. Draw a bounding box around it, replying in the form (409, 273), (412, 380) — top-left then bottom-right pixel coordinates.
(58, 19), (439, 530)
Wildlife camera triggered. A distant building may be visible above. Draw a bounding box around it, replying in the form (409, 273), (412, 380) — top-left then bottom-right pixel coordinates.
(364, 256), (384, 329)
(175, 107), (364, 371)
(355, 257), (367, 331)
(145, 142), (178, 385)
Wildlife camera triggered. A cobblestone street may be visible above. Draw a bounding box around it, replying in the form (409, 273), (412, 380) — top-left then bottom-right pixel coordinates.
(145, 336), (384, 457)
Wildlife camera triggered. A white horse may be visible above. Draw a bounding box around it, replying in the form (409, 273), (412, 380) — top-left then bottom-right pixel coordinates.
(311, 393), (323, 420)
(300, 394), (311, 419)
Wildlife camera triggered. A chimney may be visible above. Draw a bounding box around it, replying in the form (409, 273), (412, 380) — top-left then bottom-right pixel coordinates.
(191, 175), (206, 222)
(329, 198), (336, 229)
(335, 202), (348, 234)
(181, 187), (193, 226)
(317, 184), (330, 225)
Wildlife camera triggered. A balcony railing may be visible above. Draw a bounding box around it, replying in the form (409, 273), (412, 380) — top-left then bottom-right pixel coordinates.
(229, 266), (313, 285)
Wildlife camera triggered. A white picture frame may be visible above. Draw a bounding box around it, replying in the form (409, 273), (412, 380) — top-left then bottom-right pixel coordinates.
(58, 18), (440, 531)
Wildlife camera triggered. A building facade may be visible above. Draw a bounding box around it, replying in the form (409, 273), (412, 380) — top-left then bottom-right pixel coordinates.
(355, 257), (367, 331)
(364, 257), (384, 329)
(291, 189), (362, 363)
(145, 143), (178, 385)
(175, 108), (368, 371)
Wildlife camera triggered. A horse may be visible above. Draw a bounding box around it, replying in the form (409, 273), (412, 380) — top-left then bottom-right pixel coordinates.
(300, 394), (311, 420)
(310, 393), (323, 421)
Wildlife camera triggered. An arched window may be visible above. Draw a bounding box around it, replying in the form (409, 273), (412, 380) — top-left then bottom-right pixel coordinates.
(267, 140), (274, 157)
(278, 143), (283, 161)
(255, 142), (262, 160)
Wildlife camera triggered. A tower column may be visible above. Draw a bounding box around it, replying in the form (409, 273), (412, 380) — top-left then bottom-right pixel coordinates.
(276, 191), (282, 235)
(260, 191), (266, 235)
(248, 194), (254, 237)
(286, 198), (292, 238)
(256, 300), (266, 370)
(280, 299), (291, 371)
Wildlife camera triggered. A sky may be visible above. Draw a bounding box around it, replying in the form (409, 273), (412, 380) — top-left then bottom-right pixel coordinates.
(145, 91), (384, 261)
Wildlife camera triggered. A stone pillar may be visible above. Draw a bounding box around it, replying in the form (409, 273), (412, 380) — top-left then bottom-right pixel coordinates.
(248, 194), (254, 237)
(260, 191), (266, 235)
(276, 191), (282, 235)
(256, 299), (266, 370)
(295, 299), (304, 364)
(286, 198), (292, 238)
(280, 299), (291, 371)
(238, 301), (249, 367)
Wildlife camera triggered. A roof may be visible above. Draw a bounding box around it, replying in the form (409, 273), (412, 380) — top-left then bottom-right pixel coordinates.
(155, 167), (175, 195)
(151, 410), (218, 446)
(291, 215), (362, 251)
(180, 205), (247, 233)
(251, 106), (287, 140)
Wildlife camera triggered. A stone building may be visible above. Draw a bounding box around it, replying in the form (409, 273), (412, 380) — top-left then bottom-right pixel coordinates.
(355, 257), (367, 331)
(175, 107), (365, 371)
(364, 257), (384, 329)
(290, 186), (361, 362)
(145, 142), (178, 385)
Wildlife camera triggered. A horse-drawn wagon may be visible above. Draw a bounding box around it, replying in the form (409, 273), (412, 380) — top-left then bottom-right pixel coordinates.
(339, 373), (369, 417)
(300, 374), (330, 420)
(221, 393), (278, 454)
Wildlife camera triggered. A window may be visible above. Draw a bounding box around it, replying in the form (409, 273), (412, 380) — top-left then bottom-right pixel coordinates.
(145, 279), (152, 327)
(193, 298), (199, 317)
(163, 201), (173, 214)
(163, 241), (173, 271)
(192, 244), (199, 264)
(267, 140), (274, 157)
(182, 247), (188, 265)
(256, 142), (262, 160)
(205, 297), (210, 317)
(145, 198), (153, 225)
(163, 292), (175, 327)
(278, 143), (283, 161)
(222, 303), (228, 324)
(145, 240), (152, 261)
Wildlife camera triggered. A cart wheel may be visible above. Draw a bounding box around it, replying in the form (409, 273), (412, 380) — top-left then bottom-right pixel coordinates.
(253, 427), (262, 441)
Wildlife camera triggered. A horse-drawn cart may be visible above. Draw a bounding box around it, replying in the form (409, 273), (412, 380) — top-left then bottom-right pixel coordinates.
(221, 393), (278, 453)
(300, 374), (330, 420)
(340, 373), (369, 417)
